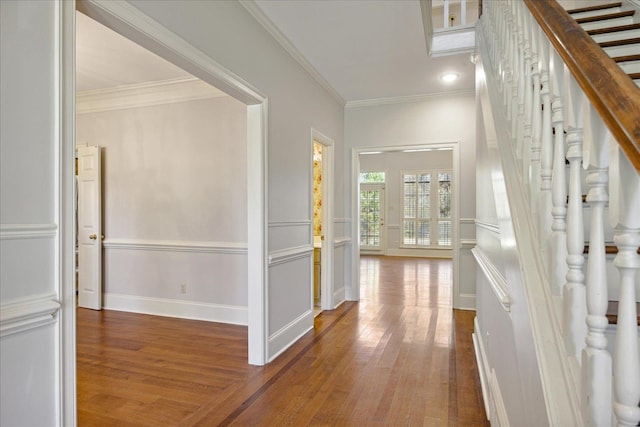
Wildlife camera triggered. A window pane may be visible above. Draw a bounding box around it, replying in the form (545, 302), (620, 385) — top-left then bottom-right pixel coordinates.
(403, 179), (416, 218)
(360, 172), (385, 183)
(360, 189), (381, 247)
(417, 173), (430, 219)
(403, 220), (415, 245)
(438, 172), (451, 219)
(417, 220), (430, 246)
(438, 220), (452, 246)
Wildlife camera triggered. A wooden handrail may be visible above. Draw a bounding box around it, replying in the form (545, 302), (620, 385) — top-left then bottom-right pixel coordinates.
(524, 0), (640, 173)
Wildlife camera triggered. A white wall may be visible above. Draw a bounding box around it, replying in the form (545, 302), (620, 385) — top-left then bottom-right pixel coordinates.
(77, 93), (249, 323)
(359, 150), (453, 258)
(1, 1), (67, 425)
(345, 93), (477, 308)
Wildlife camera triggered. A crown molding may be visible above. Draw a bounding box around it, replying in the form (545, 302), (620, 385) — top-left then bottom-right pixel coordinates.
(76, 77), (228, 114)
(345, 89), (475, 109)
(239, 0), (345, 106)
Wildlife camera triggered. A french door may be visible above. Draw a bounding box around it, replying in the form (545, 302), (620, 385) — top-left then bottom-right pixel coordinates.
(360, 183), (385, 251)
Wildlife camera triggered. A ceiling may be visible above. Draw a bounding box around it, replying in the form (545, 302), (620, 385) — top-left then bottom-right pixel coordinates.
(76, 0), (475, 102)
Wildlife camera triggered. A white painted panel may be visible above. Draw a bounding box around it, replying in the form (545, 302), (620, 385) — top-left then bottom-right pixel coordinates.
(103, 246), (248, 307)
(268, 257), (313, 336)
(268, 222), (312, 252)
(0, 324), (57, 426)
(0, 0), (56, 224)
(0, 236), (55, 302)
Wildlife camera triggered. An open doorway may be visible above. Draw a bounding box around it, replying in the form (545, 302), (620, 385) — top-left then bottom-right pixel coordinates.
(351, 144), (460, 306)
(68, 4), (269, 403)
(311, 129), (335, 312)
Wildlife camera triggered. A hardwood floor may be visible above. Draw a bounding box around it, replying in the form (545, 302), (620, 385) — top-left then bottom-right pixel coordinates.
(77, 256), (488, 426)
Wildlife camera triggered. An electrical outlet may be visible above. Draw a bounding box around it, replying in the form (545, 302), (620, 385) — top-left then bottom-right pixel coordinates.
(180, 284), (187, 294)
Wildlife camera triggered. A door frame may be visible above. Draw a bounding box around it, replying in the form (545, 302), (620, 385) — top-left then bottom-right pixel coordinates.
(61, 0), (270, 423)
(349, 142), (461, 304)
(311, 129), (335, 310)
(359, 182), (386, 253)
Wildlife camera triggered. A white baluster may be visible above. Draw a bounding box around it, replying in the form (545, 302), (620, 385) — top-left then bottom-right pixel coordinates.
(582, 104), (612, 427)
(522, 8), (537, 192)
(514, 3), (526, 159)
(610, 143), (640, 427)
(550, 48), (567, 297)
(444, 0), (450, 28)
(529, 24), (545, 222)
(461, 0), (467, 26)
(538, 35), (553, 268)
(564, 77), (587, 359)
(522, 21), (538, 188)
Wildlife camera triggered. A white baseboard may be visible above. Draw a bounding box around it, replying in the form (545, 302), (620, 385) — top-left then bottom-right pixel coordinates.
(473, 318), (491, 419)
(333, 286), (346, 308)
(385, 248), (453, 258)
(455, 293), (476, 310)
(268, 309), (314, 362)
(103, 293), (248, 325)
(489, 369), (510, 426)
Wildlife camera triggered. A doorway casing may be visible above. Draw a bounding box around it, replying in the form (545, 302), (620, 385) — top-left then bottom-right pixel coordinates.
(61, 0), (270, 423)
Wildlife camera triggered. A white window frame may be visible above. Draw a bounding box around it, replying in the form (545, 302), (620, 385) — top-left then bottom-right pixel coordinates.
(401, 169), (452, 248)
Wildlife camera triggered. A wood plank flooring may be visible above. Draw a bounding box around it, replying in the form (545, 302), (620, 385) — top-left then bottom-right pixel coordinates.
(77, 256), (488, 426)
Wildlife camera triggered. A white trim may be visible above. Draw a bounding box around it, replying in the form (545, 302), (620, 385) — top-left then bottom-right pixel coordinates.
(334, 237), (351, 247)
(0, 294), (61, 338)
(268, 245), (314, 266)
(456, 293), (476, 310)
(334, 218), (351, 224)
(489, 369), (510, 426)
(460, 238), (476, 249)
(475, 220), (501, 234)
(238, 1), (345, 106)
(267, 309), (314, 362)
(102, 238), (247, 254)
(473, 317), (491, 420)
(0, 223), (58, 240)
(76, 77), (227, 114)
(345, 89), (474, 109)
(103, 293), (248, 325)
(460, 217), (476, 225)
(333, 287), (346, 307)
(471, 247), (511, 312)
(268, 220), (312, 228)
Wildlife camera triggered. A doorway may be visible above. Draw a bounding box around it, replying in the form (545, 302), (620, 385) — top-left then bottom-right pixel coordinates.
(359, 182), (386, 253)
(311, 129), (334, 312)
(62, 3), (269, 417)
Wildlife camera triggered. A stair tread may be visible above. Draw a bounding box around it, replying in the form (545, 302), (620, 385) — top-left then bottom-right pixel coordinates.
(567, 2), (622, 15)
(612, 54), (640, 62)
(629, 72), (640, 79)
(587, 23), (640, 35)
(576, 10), (635, 24)
(598, 37), (640, 48)
(606, 301), (640, 326)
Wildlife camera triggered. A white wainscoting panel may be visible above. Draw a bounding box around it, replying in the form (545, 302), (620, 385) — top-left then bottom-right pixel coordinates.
(268, 308), (314, 362)
(268, 221), (312, 253)
(472, 247), (511, 312)
(104, 293), (248, 325)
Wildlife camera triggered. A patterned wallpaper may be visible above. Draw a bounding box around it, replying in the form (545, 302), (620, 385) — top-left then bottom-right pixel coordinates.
(313, 142), (323, 236)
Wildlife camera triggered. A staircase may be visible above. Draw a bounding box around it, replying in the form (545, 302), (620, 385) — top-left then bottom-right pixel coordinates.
(475, 0), (640, 425)
(568, 2), (640, 87)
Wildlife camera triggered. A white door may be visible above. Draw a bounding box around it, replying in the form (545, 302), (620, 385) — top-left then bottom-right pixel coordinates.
(77, 145), (102, 310)
(360, 183), (385, 251)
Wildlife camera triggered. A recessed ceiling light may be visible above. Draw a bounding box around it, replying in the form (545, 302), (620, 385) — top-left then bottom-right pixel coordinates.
(440, 72), (459, 83)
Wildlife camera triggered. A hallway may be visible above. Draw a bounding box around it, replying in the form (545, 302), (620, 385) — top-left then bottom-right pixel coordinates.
(77, 256), (487, 426)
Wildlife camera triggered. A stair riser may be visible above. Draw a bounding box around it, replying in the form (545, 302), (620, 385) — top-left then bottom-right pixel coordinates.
(581, 207), (615, 242)
(590, 28), (640, 43)
(579, 16), (635, 31)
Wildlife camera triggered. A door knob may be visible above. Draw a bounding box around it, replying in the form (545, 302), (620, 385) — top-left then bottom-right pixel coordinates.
(89, 234), (97, 240)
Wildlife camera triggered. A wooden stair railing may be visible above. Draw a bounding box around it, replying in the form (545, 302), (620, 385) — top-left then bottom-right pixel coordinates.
(524, 0), (640, 173)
